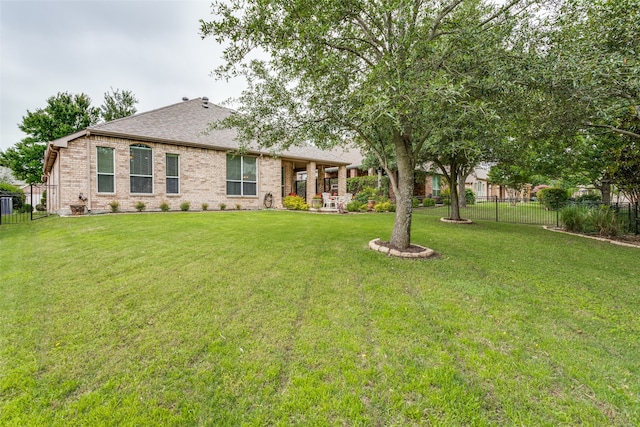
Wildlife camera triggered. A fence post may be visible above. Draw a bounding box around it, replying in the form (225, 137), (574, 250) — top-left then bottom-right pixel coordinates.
(495, 196), (499, 222)
(636, 203), (639, 235)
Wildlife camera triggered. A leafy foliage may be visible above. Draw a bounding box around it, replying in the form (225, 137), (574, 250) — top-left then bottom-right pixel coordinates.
(201, 0), (539, 249)
(283, 195), (309, 211)
(538, 188), (569, 211)
(100, 87), (138, 122)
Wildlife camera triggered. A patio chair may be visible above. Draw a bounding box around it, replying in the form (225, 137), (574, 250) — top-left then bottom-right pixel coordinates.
(322, 193), (334, 209)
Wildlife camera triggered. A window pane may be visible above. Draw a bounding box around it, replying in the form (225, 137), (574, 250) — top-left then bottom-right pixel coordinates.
(166, 154), (178, 177)
(131, 176), (152, 193)
(227, 181), (241, 195)
(97, 147), (114, 173)
(98, 174), (114, 193)
(243, 182), (257, 196)
(167, 177), (179, 194)
(131, 146), (152, 175)
(226, 155), (241, 180)
(243, 157), (256, 181)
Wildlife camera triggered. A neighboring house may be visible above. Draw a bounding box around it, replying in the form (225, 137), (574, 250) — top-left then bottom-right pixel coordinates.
(42, 98), (350, 215)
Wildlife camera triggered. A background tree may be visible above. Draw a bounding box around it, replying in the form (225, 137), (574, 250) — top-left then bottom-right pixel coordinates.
(0, 92), (100, 183)
(101, 87), (139, 122)
(201, 0), (538, 249)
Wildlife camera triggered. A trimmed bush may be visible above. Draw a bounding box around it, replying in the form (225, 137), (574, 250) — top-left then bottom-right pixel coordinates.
(219, 203), (226, 210)
(134, 201), (146, 212)
(160, 201), (170, 212)
(465, 188), (476, 205)
(354, 187), (379, 205)
(412, 198), (420, 208)
(283, 195), (309, 211)
(422, 198), (436, 207)
(202, 203), (209, 211)
(180, 201), (190, 211)
(538, 187), (569, 210)
(109, 200), (120, 213)
(346, 201), (360, 212)
(19, 203), (33, 213)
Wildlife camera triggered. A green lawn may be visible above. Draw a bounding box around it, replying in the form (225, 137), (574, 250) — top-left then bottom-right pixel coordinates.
(1, 210), (639, 426)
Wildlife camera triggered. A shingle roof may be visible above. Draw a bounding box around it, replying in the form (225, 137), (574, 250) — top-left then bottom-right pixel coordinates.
(56, 98), (347, 165)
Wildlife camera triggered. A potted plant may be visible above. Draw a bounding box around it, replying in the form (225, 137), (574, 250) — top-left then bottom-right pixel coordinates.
(311, 194), (323, 209)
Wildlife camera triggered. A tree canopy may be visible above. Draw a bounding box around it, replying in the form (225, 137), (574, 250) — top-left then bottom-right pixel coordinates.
(101, 87), (139, 122)
(201, 0), (538, 249)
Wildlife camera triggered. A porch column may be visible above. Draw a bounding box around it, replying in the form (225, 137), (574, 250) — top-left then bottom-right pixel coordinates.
(283, 161), (294, 196)
(317, 165), (325, 193)
(338, 165), (347, 195)
(306, 161), (317, 202)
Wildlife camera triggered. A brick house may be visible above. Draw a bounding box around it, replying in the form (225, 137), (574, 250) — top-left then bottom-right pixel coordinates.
(42, 98), (349, 215)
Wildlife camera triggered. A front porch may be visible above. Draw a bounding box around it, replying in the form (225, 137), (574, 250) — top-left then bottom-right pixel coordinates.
(281, 159), (349, 207)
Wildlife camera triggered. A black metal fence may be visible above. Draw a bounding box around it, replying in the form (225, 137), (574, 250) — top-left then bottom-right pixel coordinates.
(0, 184), (53, 225)
(433, 196), (639, 234)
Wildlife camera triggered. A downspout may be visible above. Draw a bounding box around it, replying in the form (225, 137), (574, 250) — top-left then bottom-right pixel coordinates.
(86, 137), (92, 212)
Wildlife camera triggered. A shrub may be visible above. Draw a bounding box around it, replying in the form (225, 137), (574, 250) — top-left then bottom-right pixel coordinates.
(180, 201), (190, 211)
(235, 203), (242, 210)
(374, 201), (394, 212)
(422, 198), (436, 207)
(354, 187), (379, 205)
(576, 193), (602, 204)
(389, 203), (396, 212)
(35, 204), (46, 212)
(19, 203), (33, 213)
(538, 187), (569, 210)
(41, 190), (47, 206)
(358, 203), (368, 212)
(561, 205), (589, 232)
(159, 201), (170, 212)
(588, 206), (620, 237)
(134, 201), (146, 212)
(283, 195), (309, 210)
(109, 200), (120, 213)
(202, 203), (209, 211)
(412, 198), (420, 208)
(347, 176), (390, 196)
(465, 188), (476, 205)
(219, 203), (226, 210)
(346, 201), (360, 212)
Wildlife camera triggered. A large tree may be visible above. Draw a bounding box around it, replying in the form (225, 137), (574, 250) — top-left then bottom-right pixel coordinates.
(0, 92), (100, 183)
(201, 0), (537, 249)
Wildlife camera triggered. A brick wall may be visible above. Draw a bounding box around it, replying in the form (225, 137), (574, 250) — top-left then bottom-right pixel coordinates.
(52, 135), (283, 214)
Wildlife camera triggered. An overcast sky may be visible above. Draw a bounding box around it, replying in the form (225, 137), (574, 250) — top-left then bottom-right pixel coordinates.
(0, 0), (245, 151)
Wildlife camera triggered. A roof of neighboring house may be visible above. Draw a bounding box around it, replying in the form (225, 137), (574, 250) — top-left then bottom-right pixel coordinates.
(44, 98), (348, 172)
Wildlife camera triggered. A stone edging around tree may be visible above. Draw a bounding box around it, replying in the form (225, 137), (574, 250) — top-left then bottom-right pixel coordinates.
(440, 217), (473, 224)
(369, 239), (438, 259)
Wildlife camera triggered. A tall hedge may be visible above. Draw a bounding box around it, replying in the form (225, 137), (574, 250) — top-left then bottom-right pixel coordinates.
(537, 187), (569, 210)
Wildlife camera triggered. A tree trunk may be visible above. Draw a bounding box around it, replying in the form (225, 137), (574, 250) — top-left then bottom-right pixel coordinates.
(390, 136), (415, 250)
(458, 173), (467, 208)
(601, 181), (611, 205)
(449, 166), (461, 220)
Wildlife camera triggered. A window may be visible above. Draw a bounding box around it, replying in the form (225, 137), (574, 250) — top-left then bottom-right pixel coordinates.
(166, 154), (179, 194)
(130, 144), (153, 194)
(226, 154), (257, 196)
(97, 147), (114, 193)
(432, 175), (441, 197)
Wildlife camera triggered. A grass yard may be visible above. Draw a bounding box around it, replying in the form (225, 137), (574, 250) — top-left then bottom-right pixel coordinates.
(1, 210), (639, 426)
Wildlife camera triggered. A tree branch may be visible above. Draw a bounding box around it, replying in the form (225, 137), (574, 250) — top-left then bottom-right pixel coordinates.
(587, 123), (640, 139)
(428, 0), (464, 42)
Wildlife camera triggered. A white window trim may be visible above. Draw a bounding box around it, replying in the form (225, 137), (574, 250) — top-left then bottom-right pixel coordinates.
(226, 154), (258, 197)
(130, 145), (154, 195)
(166, 153), (180, 195)
(97, 146), (115, 194)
